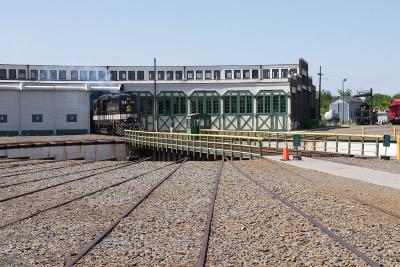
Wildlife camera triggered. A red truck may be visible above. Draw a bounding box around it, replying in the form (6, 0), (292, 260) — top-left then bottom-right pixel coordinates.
(388, 98), (400, 124)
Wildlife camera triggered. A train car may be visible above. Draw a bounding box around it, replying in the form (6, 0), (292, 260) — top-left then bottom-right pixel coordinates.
(355, 103), (376, 125)
(388, 98), (400, 125)
(91, 93), (144, 135)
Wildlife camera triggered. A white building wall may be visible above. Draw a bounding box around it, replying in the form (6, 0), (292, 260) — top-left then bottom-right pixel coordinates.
(0, 90), (20, 134)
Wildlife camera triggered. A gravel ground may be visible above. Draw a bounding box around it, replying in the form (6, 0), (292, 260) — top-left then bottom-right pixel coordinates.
(0, 158), (399, 266)
(318, 156), (400, 174)
(0, 134), (123, 145)
(207, 162), (365, 266)
(0, 160), (172, 266)
(237, 159), (400, 266)
(77, 161), (218, 266)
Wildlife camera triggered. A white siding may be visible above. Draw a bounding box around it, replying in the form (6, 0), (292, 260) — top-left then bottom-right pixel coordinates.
(55, 91), (90, 131)
(20, 91), (55, 133)
(0, 91), (19, 133)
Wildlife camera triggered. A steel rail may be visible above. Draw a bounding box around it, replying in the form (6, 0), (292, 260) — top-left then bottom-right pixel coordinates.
(0, 158), (151, 203)
(0, 159), (180, 230)
(0, 161), (122, 189)
(353, 198), (400, 221)
(64, 157), (188, 267)
(230, 162), (380, 267)
(198, 159), (224, 267)
(263, 158), (400, 221)
(0, 161), (84, 177)
(0, 159), (59, 171)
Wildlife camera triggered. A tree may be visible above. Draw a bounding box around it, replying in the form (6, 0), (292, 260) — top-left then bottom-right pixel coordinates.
(337, 88), (352, 97)
(320, 90), (333, 116)
(393, 92), (400, 99)
(364, 93), (391, 111)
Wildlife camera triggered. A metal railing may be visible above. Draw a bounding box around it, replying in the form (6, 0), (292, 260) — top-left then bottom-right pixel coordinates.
(125, 130), (264, 159)
(201, 129), (385, 157)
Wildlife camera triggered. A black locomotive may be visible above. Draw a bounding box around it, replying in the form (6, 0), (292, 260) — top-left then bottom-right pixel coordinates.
(355, 103), (376, 125)
(91, 94), (144, 135)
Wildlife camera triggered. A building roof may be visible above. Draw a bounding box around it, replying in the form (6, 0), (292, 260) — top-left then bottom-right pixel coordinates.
(331, 96), (363, 104)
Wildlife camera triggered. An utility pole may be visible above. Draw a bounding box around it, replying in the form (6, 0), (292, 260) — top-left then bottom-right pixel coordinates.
(342, 78), (347, 123)
(370, 88), (373, 125)
(153, 58), (157, 132)
(317, 66), (323, 119)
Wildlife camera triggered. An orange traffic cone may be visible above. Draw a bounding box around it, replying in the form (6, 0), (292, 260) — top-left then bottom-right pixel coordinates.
(281, 143), (289, 161)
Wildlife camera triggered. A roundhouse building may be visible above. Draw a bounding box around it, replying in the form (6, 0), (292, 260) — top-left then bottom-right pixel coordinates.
(0, 58), (318, 135)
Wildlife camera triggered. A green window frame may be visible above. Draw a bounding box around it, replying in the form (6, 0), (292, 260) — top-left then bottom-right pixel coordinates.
(32, 114), (43, 123)
(223, 92), (252, 114)
(66, 114), (77, 122)
(189, 91), (220, 115)
(256, 91), (287, 114)
(157, 92), (187, 116)
(0, 114), (7, 123)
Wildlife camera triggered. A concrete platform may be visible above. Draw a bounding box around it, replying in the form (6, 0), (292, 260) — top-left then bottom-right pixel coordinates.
(265, 155), (400, 190)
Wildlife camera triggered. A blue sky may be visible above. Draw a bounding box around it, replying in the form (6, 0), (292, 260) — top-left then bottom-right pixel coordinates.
(1, 0), (399, 95)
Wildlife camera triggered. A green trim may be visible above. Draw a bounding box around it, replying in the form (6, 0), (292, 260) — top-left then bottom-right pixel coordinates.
(21, 130), (53, 136)
(0, 131), (19, 136)
(56, 129), (88, 135)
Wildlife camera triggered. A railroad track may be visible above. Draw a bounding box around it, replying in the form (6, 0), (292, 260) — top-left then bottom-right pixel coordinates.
(0, 158), (180, 230)
(0, 160), (70, 176)
(262, 157), (400, 222)
(64, 157), (188, 266)
(0, 161), (124, 189)
(0, 158), (151, 203)
(0, 159), (58, 171)
(228, 159), (380, 267)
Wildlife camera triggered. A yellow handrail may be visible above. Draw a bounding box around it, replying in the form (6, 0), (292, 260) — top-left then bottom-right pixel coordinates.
(125, 130), (264, 141)
(200, 129), (383, 139)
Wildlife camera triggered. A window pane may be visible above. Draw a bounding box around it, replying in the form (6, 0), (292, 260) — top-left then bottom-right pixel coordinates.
(119, 71), (126, 80)
(80, 70), (87, 80)
(128, 71), (135, 80)
(272, 69), (279, 78)
(157, 71), (165, 80)
(196, 71), (203, 79)
(0, 69), (6, 79)
(9, 69), (16, 79)
(50, 70), (57, 80)
(262, 69), (270, 79)
(225, 70), (232, 79)
(32, 114), (43, 122)
(206, 98), (212, 113)
(289, 68), (297, 76)
(59, 70), (66, 80)
(165, 98), (171, 114)
(257, 96), (264, 113)
(66, 114), (77, 122)
(180, 97), (186, 114)
(273, 95), (279, 112)
(234, 70), (241, 79)
(205, 70), (212, 79)
(240, 96), (246, 113)
(214, 70), (221, 79)
(175, 71), (183, 80)
(89, 71), (97, 80)
(187, 71), (194, 79)
(18, 69), (26, 79)
(224, 97), (230, 113)
(246, 96), (252, 113)
(213, 98), (219, 114)
(173, 98), (179, 114)
(149, 71), (155, 80)
(0, 114), (7, 123)
(198, 98), (204, 114)
(166, 71), (173, 80)
(71, 70), (78, 80)
(30, 70), (38, 80)
(137, 71), (144, 80)
(231, 96), (237, 113)
(243, 70), (250, 79)
(158, 99), (164, 115)
(252, 69), (259, 79)
(191, 100), (197, 113)
(281, 69), (288, 78)
(280, 95), (286, 113)
(265, 96), (271, 113)
(40, 70), (48, 80)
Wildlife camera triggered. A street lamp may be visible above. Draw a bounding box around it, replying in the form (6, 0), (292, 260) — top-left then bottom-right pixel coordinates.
(342, 78), (347, 123)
